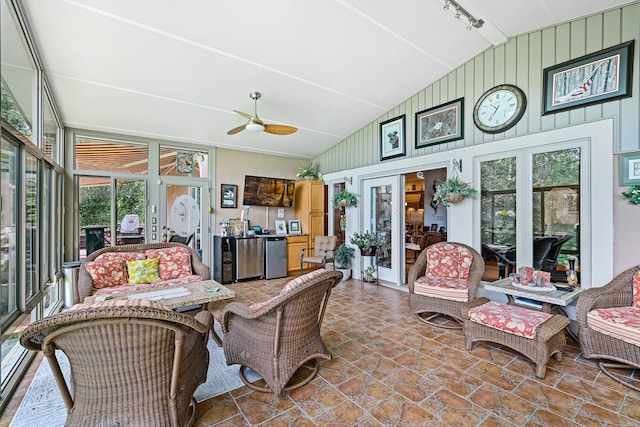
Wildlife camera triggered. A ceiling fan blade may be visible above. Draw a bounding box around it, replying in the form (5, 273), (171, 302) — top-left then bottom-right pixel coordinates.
(263, 124), (298, 135)
(226, 124), (246, 135)
(233, 110), (253, 120)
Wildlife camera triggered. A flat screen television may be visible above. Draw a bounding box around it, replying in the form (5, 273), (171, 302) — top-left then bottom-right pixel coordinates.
(242, 175), (295, 207)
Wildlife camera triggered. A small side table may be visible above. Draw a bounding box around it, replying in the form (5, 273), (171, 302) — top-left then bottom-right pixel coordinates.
(360, 247), (379, 289)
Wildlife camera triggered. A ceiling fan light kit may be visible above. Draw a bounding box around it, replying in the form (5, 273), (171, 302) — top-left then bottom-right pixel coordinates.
(227, 91), (297, 136)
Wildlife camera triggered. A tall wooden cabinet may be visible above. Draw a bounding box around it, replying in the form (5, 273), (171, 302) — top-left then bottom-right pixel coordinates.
(290, 180), (325, 274)
(294, 180), (325, 243)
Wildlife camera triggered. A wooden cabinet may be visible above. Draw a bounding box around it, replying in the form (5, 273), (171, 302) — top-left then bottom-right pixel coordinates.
(294, 180), (325, 244)
(286, 235), (308, 275)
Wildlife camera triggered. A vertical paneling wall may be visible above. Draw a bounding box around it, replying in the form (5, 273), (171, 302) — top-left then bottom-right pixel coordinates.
(316, 3), (640, 173)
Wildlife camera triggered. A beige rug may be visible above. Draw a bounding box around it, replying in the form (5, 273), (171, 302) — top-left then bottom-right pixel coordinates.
(10, 322), (258, 427)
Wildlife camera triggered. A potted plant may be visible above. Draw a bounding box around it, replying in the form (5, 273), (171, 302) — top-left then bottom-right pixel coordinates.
(433, 177), (479, 207)
(296, 160), (323, 181)
(362, 265), (377, 282)
(333, 244), (355, 281)
(350, 231), (385, 255)
(621, 185), (640, 205)
(332, 189), (358, 209)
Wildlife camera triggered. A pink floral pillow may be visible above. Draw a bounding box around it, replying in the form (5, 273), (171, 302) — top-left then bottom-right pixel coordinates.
(425, 243), (473, 280)
(87, 252), (146, 289)
(145, 247), (192, 280)
(632, 271), (640, 308)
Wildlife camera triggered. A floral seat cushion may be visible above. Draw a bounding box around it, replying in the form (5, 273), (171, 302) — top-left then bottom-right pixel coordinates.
(69, 298), (169, 311)
(632, 271), (640, 308)
(587, 307), (640, 347)
(93, 275), (203, 298)
(425, 243), (473, 279)
(145, 247), (193, 280)
(468, 301), (553, 339)
(413, 276), (470, 302)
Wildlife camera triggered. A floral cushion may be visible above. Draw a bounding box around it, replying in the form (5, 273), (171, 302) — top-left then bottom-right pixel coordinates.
(86, 252), (146, 289)
(468, 301), (552, 339)
(425, 243), (473, 280)
(413, 276), (470, 302)
(69, 298), (168, 311)
(127, 258), (162, 285)
(587, 307), (640, 347)
(632, 271), (640, 308)
(145, 247), (192, 280)
(93, 275), (202, 297)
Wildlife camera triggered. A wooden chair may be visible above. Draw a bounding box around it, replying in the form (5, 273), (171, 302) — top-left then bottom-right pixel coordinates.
(222, 270), (343, 395)
(300, 235), (337, 275)
(408, 242), (484, 329)
(576, 265), (640, 391)
(20, 302), (211, 427)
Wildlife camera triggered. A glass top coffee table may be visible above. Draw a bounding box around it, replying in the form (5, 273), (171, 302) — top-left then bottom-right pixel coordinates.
(483, 278), (584, 313)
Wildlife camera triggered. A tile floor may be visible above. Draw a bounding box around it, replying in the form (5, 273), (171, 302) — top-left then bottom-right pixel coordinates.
(2, 276), (640, 426)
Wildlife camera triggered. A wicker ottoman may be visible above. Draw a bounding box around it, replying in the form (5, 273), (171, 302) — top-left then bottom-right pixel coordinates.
(463, 297), (570, 378)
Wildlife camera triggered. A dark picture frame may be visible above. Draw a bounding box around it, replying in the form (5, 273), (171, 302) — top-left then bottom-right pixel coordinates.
(542, 40), (634, 115)
(619, 152), (640, 186)
(379, 115), (406, 161)
(415, 98), (464, 148)
(220, 184), (237, 208)
(288, 220), (301, 235)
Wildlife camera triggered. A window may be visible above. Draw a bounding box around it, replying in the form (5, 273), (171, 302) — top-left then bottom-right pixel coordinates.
(480, 147), (581, 283)
(159, 146), (208, 178)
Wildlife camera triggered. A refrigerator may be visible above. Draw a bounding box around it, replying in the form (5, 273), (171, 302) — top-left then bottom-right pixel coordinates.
(264, 236), (287, 279)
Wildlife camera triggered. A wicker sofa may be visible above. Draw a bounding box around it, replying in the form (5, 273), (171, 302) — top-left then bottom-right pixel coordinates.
(76, 242), (210, 305)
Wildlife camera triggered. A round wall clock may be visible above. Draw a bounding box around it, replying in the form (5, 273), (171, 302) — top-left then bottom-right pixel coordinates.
(170, 195), (200, 237)
(473, 84), (527, 134)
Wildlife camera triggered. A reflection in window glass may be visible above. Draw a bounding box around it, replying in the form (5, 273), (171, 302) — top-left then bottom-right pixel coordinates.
(25, 153), (39, 300)
(116, 179), (146, 246)
(75, 135), (148, 173)
(159, 146), (208, 178)
(43, 93), (59, 161)
(371, 185), (391, 269)
(532, 149), (580, 275)
(333, 183), (346, 247)
(0, 137), (18, 323)
(79, 176), (112, 259)
(1, 0), (36, 143)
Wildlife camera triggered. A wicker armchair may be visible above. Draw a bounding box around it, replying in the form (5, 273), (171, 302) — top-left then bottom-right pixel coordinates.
(222, 270), (343, 395)
(576, 265), (640, 391)
(20, 303), (211, 427)
(408, 242), (484, 329)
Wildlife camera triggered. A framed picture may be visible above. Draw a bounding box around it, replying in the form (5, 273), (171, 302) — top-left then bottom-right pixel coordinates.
(176, 151), (194, 174)
(220, 184), (237, 208)
(275, 220), (287, 235)
(288, 220), (301, 235)
(619, 152), (640, 186)
(430, 224), (438, 232)
(542, 40), (634, 115)
(415, 98), (464, 148)
(379, 115), (406, 161)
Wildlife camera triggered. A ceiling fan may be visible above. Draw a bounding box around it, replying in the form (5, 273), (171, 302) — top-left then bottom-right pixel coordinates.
(227, 91), (297, 135)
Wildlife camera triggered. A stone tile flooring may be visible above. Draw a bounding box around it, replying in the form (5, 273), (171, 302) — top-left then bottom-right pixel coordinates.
(2, 276), (640, 426)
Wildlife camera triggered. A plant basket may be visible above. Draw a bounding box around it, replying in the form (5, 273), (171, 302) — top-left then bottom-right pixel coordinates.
(444, 194), (465, 204)
(360, 248), (377, 256)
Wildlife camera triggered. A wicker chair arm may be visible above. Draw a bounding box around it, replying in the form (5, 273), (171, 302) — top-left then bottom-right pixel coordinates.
(407, 249), (428, 293)
(576, 265), (640, 325)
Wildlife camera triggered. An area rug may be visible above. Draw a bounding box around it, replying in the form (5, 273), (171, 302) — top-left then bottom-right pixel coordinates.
(10, 323), (259, 427)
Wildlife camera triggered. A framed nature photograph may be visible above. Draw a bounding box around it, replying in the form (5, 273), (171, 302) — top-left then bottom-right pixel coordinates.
(275, 220), (287, 235)
(415, 98), (464, 148)
(288, 220), (301, 235)
(620, 152), (640, 186)
(220, 184), (237, 208)
(542, 40), (634, 115)
(379, 115), (406, 161)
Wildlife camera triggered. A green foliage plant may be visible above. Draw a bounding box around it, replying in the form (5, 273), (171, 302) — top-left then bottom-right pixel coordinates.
(433, 177), (478, 207)
(621, 185), (640, 205)
(334, 244), (355, 269)
(350, 231), (385, 253)
(332, 189), (358, 208)
(296, 160), (322, 180)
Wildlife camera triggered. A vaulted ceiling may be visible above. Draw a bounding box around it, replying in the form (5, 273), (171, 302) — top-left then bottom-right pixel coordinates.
(18, 0), (637, 159)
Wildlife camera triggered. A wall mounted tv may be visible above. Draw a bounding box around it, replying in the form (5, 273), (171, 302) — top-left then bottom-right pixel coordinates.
(242, 175), (296, 207)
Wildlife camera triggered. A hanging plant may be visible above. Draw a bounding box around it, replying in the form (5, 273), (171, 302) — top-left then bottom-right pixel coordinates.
(621, 185), (640, 205)
(332, 189), (359, 208)
(433, 177), (478, 207)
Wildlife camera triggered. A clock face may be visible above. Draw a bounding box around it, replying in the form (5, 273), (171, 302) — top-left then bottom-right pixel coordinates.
(473, 85), (527, 134)
(170, 195), (200, 237)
